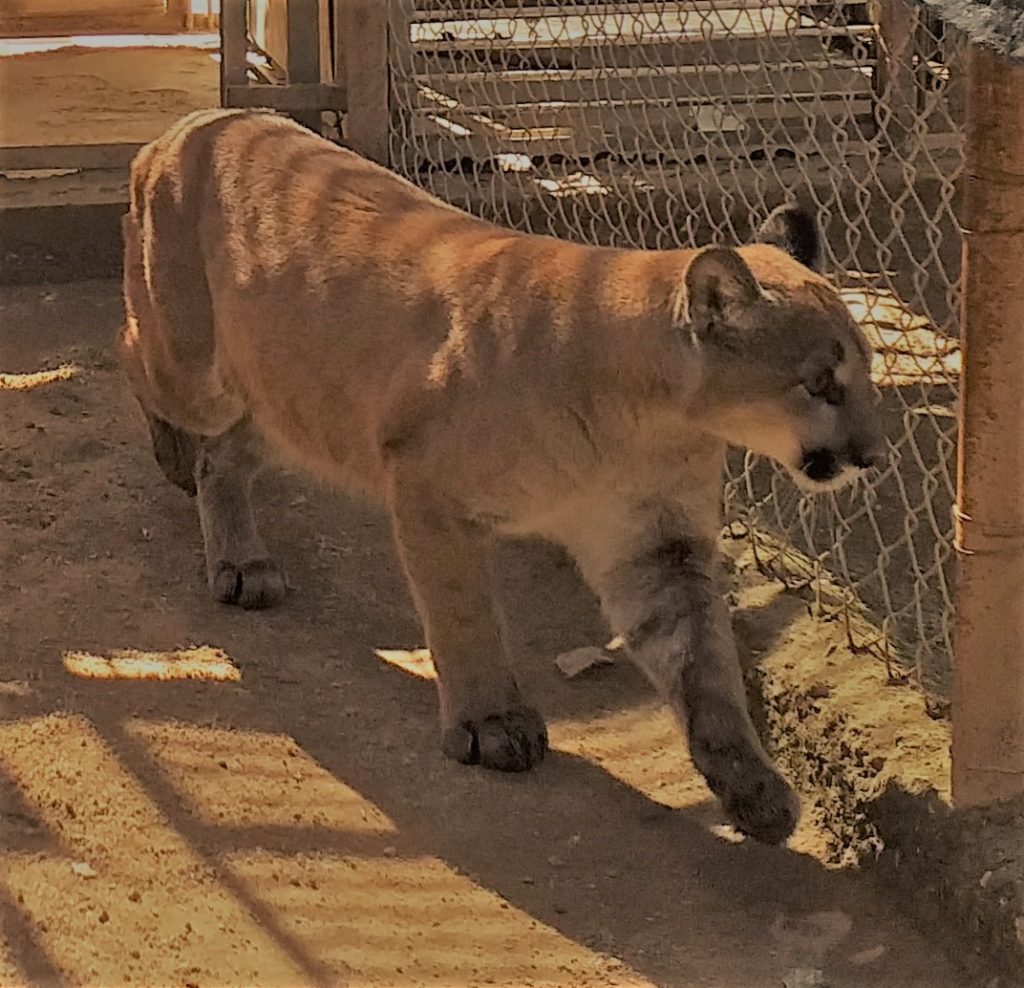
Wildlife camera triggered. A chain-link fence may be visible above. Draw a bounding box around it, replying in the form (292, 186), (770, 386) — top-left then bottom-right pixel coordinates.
(378, 0), (963, 700)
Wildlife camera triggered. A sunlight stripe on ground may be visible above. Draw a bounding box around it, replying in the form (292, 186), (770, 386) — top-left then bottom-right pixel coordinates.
(62, 645), (240, 682)
(0, 714), (308, 987)
(0, 363), (78, 391)
(373, 647), (437, 680)
(224, 850), (652, 988)
(550, 700), (711, 810)
(127, 720), (396, 834)
(132, 720), (652, 985)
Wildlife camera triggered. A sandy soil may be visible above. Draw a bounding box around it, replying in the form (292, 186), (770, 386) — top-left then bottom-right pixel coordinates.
(0, 38), (218, 148)
(0, 279), (972, 987)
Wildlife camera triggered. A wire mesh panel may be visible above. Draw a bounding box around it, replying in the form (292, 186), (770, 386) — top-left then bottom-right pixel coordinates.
(382, 0), (964, 699)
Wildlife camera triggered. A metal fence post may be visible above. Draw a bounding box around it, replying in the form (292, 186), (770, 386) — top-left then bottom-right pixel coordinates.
(953, 43), (1024, 807)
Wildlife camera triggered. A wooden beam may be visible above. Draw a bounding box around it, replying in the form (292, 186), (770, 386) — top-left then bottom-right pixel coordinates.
(0, 144), (142, 172)
(404, 61), (875, 109)
(954, 42), (1024, 808)
(0, 8), (183, 36)
(411, 0), (848, 10)
(221, 0), (250, 107)
(332, 0), (345, 86)
(337, 0), (392, 165)
(410, 99), (874, 167)
(319, 0), (332, 83)
(225, 83), (346, 112)
(409, 31), (857, 73)
(875, 0), (921, 151)
(287, 0), (323, 130)
(0, 170), (129, 210)
(166, 0), (190, 30)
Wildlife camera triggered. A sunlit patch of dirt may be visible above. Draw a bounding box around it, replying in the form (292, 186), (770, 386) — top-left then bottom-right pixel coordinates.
(62, 645), (240, 682)
(841, 289), (960, 388)
(0, 363), (78, 391)
(374, 647), (437, 680)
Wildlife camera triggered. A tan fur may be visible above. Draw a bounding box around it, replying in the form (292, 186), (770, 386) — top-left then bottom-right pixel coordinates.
(120, 109), (886, 845)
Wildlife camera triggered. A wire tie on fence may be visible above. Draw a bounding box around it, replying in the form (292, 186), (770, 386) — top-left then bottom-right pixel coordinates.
(953, 504), (1024, 556)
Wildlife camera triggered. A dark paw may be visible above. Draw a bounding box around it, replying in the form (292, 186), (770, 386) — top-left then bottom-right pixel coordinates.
(717, 765), (800, 845)
(705, 754), (800, 846)
(210, 559), (286, 610)
(442, 708), (548, 772)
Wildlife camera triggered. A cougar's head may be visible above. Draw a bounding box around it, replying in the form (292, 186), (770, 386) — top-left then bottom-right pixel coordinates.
(681, 204), (887, 493)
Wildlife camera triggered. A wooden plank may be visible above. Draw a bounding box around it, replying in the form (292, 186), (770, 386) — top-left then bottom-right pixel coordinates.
(8, 0), (159, 12)
(0, 9), (183, 35)
(407, 61), (874, 108)
(411, 0), (864, 12)
(413, 20), (874, 51)
(338, 0), (392, 164)
(287, 0), (323, 129)
(319, 0), (332, 82)
(410, 117), (873, 169)
(248, 0), (289, 69)
(221, 0), (250, 106)
(225, 82), (346, 111)
(332, 0), (346, 85)
(166, 0), (189, 28)
(409, 97), (875, 165)
(410, 31), (866, 74)
(404, 137), (890, 246)
(0, 170), (129, 210)
(287, 0), (321, 83)
(409, 8), (811, 50)
(0, 144), (142, 172)
(875, 0), (921, 150)
(413, 95), (875, 134)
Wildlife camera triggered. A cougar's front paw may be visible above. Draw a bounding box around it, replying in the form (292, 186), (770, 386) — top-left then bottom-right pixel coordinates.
(701, 745), (800, 845)
(442, 708), (548, 772)
(210, 558), (286, 610)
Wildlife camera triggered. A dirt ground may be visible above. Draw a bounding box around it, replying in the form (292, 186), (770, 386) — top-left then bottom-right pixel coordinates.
(0, 36), (218, 148)
(0, 278), (973, 987)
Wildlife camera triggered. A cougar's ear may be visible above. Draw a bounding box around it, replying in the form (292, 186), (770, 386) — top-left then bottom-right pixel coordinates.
(680, 247), (763, 337)
(755, 202), (823, 271)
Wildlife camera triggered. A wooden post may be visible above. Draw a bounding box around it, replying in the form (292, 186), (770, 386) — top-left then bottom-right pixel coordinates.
(287, 0), (323, 132)
(167, 0), (189, 30)
(337, 0), (392, 165)
(220, 0), (249, 107)
(953, 44), (1024, 807)
(874, 0), (920, 150)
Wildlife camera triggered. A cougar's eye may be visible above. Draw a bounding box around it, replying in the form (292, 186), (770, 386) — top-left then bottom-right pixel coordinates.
(803, 369), (843, 405)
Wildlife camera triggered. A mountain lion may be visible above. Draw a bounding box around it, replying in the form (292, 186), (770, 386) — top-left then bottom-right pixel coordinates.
(120, 109), (886, 845)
